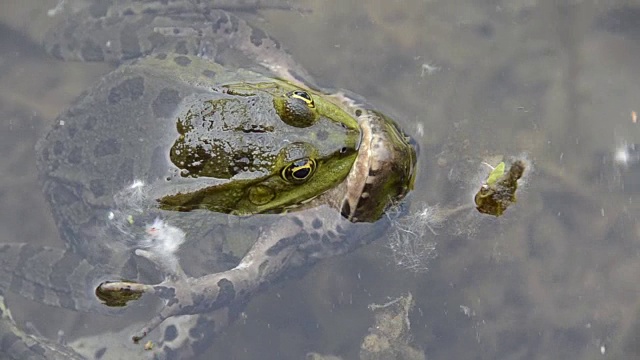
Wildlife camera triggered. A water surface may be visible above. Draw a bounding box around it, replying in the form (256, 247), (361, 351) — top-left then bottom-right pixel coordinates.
(2, 1), (640, 359)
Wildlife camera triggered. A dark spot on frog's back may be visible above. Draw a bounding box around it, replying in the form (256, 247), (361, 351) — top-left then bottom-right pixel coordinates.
(108, 76), (144, 104)
(212, 13), (239, 34)
(174, 56), (191, 67)
(94, 347), (107, 359)
(250, 27), (273, 47)
(164, 324), (178, 342)
(202, 69), (216, 78)
(153, 88), (181, 118)
(94, 138), (120, 157)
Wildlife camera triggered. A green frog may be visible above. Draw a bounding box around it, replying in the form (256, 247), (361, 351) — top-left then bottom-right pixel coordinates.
(0, 1), (416, 358)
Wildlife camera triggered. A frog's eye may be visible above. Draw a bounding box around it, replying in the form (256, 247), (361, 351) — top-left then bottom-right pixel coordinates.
(276, 90), (318, 127)
(288, 90), (315, 108)
(282, 158), (317, 183)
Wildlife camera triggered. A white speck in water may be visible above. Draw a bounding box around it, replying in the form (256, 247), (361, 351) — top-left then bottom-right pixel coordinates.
(460, 305), (473, 317)
(614, 146), (629, 166)
(416, 122), (424, 137)
(59, 120), (65, 126)
(421, 63), (440, 77)
(130, 180), (145, 189)
(107, 212), (115, 220)
(600, 345), (605, 355)
(47, 0), (66, 17)
(106, 40), (112, 48)
(612, 143), (640, 168)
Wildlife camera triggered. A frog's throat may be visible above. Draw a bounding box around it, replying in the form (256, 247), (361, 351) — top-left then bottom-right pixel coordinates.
(341, 112), (374, 222)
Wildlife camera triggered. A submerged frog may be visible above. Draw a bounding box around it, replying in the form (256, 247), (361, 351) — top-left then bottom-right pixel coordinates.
(0, 1), (416, 358)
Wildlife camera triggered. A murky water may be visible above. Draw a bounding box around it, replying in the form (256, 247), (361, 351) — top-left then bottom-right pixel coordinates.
(2, 0), (640, 359)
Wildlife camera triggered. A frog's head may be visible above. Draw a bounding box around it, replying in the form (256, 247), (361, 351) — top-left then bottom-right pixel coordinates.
(339, 110), (417, 222)
(159, 80), (362, 214)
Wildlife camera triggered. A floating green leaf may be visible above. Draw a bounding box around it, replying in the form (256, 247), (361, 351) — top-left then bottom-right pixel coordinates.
(475, 160), (525, 217)
(486, 162), (505, 186)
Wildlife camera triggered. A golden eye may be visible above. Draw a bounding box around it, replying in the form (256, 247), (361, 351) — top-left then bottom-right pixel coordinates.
(282, 158), (317, 183)
(288, 90), (315, 108)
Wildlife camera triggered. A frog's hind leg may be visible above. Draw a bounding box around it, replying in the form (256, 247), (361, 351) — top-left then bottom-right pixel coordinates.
(43, 1), (317, 87)
(44, 2), (304, 63)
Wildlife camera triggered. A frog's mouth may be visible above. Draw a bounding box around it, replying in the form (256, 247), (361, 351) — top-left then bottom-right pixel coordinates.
(340, 110), (417, 223)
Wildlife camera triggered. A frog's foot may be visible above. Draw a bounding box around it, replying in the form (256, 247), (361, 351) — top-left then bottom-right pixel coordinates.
(92, 248), (256, 343)
(126, 264), (264, 343)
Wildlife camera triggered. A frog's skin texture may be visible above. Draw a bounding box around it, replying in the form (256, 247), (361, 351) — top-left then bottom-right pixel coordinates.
(0, 1), (417, 359)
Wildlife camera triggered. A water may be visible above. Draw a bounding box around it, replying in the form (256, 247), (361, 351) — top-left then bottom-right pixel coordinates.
(2, 0), (640, 359)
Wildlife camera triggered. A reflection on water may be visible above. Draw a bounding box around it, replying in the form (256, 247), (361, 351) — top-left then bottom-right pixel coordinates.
(2, 0), (640, 359)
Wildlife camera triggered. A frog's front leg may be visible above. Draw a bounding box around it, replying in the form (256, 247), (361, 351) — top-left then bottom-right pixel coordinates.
(113, 208), (356, 342)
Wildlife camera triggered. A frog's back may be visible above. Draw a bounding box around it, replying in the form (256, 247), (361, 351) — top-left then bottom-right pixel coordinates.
(45, 0), (315, 85)
(37, 54), (255, 258)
